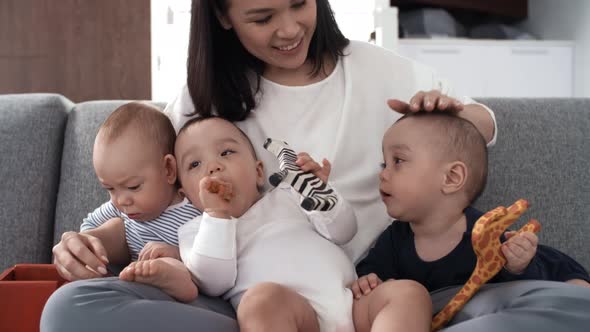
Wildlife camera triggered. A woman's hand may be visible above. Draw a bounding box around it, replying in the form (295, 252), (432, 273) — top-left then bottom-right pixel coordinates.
(296, 152), (331, 183)
(388, 90), (464, 114)
(138, 242), (181, 261)
(52, 231), (110, 281)
(388, 89), (495, 143)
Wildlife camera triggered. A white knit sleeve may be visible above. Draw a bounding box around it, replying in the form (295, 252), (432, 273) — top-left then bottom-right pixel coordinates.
(303, 188), (358, 245)
(178, 213), (238, 296)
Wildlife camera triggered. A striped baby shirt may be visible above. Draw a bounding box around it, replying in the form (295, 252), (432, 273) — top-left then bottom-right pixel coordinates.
(81, 198), (201, 260)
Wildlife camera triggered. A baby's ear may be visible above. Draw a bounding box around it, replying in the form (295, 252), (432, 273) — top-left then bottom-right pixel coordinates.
(441, 161), (467, 195)
(164, 154), (178, 184)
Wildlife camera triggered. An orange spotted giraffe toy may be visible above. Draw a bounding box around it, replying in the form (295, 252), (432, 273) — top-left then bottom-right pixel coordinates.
(431, 199), (542, 331)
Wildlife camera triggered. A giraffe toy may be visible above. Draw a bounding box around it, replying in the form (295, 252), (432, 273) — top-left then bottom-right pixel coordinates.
(431, 199), (542, 331)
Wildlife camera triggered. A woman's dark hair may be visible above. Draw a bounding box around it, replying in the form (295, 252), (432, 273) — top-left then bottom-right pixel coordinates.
(186, 0), (349, 121)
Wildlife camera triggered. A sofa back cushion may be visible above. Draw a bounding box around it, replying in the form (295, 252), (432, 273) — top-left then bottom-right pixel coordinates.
(0, 94), (72, 270)
(475, 98), (590, 271)
(53, 101), (125, 243)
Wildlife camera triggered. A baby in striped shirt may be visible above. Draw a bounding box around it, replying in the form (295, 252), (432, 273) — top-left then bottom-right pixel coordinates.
(53, 101), (200, 302)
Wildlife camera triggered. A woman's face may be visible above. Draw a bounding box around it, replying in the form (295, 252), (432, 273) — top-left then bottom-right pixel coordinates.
(220, 0), (317, 75)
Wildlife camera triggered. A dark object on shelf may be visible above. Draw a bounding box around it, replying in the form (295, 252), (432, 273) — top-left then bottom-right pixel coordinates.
(469, 23), (536, 40)
(399, 8), (467, 38)
(390, 0), (527, 19)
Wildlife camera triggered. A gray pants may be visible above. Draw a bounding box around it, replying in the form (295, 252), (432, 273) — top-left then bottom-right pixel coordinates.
(41, 278), (590, 332)
(432, 280), (590, 331)
(40, 277), (238, 332)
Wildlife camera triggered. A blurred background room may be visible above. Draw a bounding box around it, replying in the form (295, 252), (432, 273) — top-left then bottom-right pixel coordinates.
(1, 0), (589, 102)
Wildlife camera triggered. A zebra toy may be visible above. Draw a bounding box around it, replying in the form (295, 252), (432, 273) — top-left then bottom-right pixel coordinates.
(263, 138), (338, 212)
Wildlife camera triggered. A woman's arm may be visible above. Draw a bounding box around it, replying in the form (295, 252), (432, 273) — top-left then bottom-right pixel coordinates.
(459, 103), (495, 144)
(388, 91), (496, 144)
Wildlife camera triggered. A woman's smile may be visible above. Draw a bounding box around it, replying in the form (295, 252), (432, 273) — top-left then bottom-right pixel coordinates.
(274, 37), (303, 52)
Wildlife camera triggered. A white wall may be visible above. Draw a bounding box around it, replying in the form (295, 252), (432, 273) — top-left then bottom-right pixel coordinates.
(519, 0), (590, 97)
(151, 0), (191, 102)
(330, 1), (375, 42)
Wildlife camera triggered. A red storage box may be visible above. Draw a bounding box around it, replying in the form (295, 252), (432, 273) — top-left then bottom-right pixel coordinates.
(0, 264), (67, 332)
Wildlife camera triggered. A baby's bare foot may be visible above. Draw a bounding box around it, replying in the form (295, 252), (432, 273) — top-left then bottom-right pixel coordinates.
(120, 257), (198, 302)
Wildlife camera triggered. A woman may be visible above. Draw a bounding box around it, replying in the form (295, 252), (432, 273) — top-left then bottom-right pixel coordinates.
(42, 1), (590, 331)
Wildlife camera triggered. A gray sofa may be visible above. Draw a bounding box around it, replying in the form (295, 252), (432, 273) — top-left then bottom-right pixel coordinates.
(1, 93), (589, 273)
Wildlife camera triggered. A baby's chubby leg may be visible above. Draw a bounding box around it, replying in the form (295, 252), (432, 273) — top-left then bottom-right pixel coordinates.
(119, 257), (198, 303)
(352, 279), (432, 332)
(237, 282), (320, 332)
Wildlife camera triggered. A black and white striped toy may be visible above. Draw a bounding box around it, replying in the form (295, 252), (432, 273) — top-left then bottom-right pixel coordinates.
(263, 138), (338, 212)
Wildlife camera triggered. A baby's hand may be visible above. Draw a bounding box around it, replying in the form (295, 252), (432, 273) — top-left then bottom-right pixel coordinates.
(138, 242), (180, 261)
(200, 176), (233, 219)
(502, 231), (538, 274)
(296, 152), (331, 183)
(350, 273), (383, 299)
(566, 279), (590, 288)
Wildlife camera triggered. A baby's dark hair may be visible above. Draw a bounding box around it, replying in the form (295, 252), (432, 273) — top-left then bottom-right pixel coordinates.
(177, 116), (258, 159)
(98, 102), (176, 156)
(398, 112), (488, 204)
